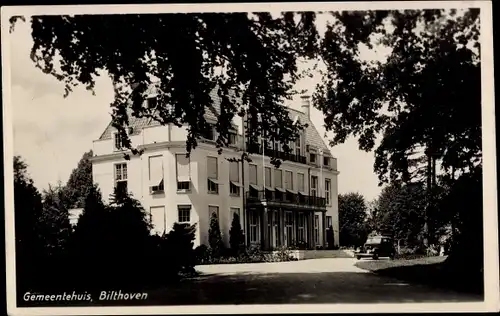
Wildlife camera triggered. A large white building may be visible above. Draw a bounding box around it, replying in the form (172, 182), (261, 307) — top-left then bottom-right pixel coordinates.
(91, 85), (340, 249)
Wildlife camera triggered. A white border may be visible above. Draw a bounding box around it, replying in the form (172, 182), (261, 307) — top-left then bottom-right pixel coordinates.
(2, 1), (498, 315)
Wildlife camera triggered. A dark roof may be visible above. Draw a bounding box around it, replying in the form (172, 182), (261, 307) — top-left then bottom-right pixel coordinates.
(98, 84), (332, 156)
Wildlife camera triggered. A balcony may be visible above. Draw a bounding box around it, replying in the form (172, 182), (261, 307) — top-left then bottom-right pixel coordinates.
(246, 189), (327, 209)
(246, 143), (307, 164)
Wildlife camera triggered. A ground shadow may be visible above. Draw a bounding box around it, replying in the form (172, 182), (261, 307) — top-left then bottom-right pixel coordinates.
(367, 262), (484, 296)
(18, 271), (484, 307)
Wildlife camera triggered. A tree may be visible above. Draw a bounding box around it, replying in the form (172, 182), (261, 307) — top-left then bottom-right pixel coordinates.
(10, 9), (481, 273)
(229, 213), (245, 256)
(39, 184), (73, 257)
(315, 9), (480, 185)
(373, 184), (427, 251)
(76, 189), (156, 289)
(312, 9), (480, 264)
(13, 156), (44, 291)
(371, 182), (451, 253)
(163, 223), (197, 274)
(10, 12), (321, 167)
(338, 192), (369, 248)
(208, 212), (224, 258)
(63, 150), (94, 209)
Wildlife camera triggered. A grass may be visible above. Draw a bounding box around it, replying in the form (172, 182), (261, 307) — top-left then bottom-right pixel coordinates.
(355, 256), (483, 295)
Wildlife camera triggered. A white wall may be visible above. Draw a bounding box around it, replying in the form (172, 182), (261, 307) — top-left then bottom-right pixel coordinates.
(92, 124), (340, 248)
(143, 125), (170, 144)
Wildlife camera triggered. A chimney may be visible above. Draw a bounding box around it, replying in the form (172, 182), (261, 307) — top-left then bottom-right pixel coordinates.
(300, 95), (311, 118)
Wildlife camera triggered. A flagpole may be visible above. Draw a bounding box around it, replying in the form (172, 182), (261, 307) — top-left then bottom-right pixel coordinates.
(319, 149), (323, 200)
(260, 114), (265, 190)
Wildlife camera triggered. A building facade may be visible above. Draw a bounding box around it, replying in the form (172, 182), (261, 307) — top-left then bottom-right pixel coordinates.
(91, 86), (340, 249)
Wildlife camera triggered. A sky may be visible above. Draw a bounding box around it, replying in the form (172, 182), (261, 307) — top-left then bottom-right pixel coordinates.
(9, 13), (387, 201)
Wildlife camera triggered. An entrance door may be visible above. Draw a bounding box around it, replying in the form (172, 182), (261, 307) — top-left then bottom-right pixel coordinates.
(284, 211), (294, 247)
(273, 210), (280, 248)
(267, 211), (274, 249)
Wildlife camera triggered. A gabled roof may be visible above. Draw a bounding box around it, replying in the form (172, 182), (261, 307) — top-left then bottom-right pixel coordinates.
(97, 84), (333, 157)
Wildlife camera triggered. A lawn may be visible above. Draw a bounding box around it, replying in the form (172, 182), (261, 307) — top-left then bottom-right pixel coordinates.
(355, 256), (483, 295)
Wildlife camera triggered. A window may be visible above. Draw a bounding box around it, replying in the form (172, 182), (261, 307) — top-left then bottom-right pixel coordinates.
(265, 167), (272, 187)
(113, 132), (124, 151)
(323, 156), (330, 167)
(298, 213), (306, 242)
(114, 163), (128, 195)
(297, 173), (305, 192)
(325, 178), (331, 205)
(207, 156), (219, 194)
(314, 215), (320, 245)
(229, 132), (237, 145)
(274, 169), (283, 188)
(295, 136), (301, 156)
(326, 216), (332, 229)
(209, 205), (219, 218)
(229, 161), (240, 196)
(176, 154), (191, 191)
(149, 155), (164, 194)
(285, 171), (293, 190)
(248, 210), (260, 243)
(150, 206), (166, 235)
(311, 176), (318, 197)
(274, 139), (281, 152)
(249, 164), (258, 185)
(230, 183), (240, 196)
(230, 207), (241, 225)
(310, 153), (317, 164)
(178, 205), (191, 223)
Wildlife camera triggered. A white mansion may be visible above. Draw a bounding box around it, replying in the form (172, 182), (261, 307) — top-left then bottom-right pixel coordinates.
(91, 85), (340, 250)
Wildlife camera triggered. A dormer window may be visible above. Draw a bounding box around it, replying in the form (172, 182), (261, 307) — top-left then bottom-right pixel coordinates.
(229, 132), (237, 145)
(323, 156), (330, 167)
(310, 153), (317, 164)
(146, 96), (158, 109)
(114, 132), (124, 151)
(295, 136), (301, 156)
(202, 124), (216, 141)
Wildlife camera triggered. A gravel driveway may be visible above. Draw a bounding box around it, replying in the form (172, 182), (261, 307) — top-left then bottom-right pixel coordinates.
(141, 258), (482, 305)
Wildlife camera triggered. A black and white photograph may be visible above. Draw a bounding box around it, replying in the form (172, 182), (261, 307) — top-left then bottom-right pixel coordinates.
(2, 1), (498, 314)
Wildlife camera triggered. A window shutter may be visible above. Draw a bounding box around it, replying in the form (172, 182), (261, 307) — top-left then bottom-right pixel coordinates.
(298, 173), (305, 192)
(229, 161), (239, 183)
(176, 154), (190, 182)
(149, 156), (163, 184)
(285, 171), (293, 190)
(275, 169), (282, 188)
(207, 157), (218, 179)
(265, 167), (272, 187)
(249, 165), (257, 185)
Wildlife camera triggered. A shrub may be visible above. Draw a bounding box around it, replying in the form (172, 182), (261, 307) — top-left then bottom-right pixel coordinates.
(229, 213), (245, 256)
(194, 244), (211, 265)
(208, 212), (224, 258)
(163, 223), (197, 275)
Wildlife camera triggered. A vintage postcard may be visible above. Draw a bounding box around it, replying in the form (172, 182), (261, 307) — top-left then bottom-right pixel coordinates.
(2, 1), (498, 315)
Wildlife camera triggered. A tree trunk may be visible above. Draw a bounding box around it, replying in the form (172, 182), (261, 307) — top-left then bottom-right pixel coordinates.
(423, 151), (431, 250)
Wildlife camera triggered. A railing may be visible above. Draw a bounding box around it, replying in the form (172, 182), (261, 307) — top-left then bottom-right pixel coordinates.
(246, 190), (327, 208)
(246, 143), (307, 164)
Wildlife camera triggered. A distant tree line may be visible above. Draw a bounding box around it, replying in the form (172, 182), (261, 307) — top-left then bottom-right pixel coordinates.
(339, 168), (481, 260)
